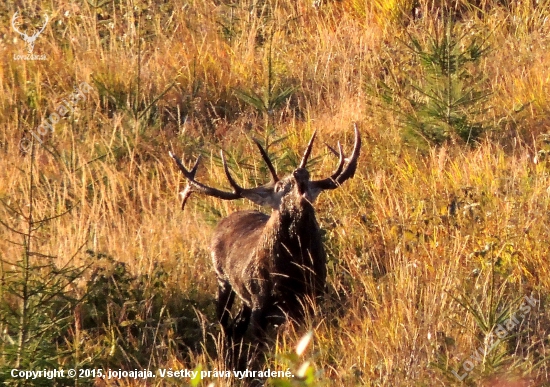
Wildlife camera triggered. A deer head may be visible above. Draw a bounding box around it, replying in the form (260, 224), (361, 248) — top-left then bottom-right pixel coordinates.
(170, 126), (361, 348)
(12, 12), (49, 54)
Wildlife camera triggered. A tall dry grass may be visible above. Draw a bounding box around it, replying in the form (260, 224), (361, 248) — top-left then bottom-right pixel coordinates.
(1, 0), (550, 385)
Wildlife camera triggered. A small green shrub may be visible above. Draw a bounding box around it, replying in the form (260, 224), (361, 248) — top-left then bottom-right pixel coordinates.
(370, 14), (491, 147)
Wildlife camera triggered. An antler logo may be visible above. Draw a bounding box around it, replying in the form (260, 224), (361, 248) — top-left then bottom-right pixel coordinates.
(11, 12), (49, 54)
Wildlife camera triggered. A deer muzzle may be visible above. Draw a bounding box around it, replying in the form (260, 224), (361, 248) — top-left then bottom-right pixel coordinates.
(292, 168), (312, 202)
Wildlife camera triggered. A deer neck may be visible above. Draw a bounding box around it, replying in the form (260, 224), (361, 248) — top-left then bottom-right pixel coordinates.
(262, 201), (320, 262)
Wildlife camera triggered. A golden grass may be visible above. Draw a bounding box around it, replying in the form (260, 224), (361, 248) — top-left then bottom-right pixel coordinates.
(1, 0), (550, 385)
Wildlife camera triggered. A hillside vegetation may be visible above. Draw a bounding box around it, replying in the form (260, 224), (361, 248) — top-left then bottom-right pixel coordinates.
(1, 0), (550, 385)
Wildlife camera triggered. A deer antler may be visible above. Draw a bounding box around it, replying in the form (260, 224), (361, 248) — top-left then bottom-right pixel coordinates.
(11, 12), (26, 38)
(310, 124), (361, 190)
(324, 141), (345, 180)
(31, 14), (49, 39)
(252, 139), (279, 183)
(172, 153), (200, 210)
(169, 151), (243, 210)
(299, 130), (317, 168)
(169, 147), (282, 210)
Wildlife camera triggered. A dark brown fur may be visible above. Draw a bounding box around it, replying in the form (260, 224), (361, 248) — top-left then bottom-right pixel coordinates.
(212, 169), (326, 342)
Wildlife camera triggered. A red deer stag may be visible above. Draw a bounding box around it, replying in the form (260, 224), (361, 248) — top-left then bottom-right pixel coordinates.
(169, 126), (361, 343)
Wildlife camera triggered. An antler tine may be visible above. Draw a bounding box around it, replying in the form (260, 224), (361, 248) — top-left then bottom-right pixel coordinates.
(325, 142), (339, 157)
(11, 12), (25, 36)
(220, 150), (244, 194)
(310, 124), (361, 191)
(333, 123), (361, 184)
(169, 151), (199, 180)
(179, 155), (200, 210)
(299, 130), (317, 169)
(252, 139), (279, 183)
(325, 141), (345, 180)
(169, 151), (242, 210)
(180, 183), (193, 210)
(34, 14), (49, 37)
(169, 151), (200, 210)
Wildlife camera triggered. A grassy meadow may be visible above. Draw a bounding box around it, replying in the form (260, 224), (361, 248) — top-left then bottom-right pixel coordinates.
(1, 0), (550, 385)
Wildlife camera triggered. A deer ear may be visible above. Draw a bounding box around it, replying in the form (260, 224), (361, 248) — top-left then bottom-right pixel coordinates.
(241, 186), (281, 209)
(307, 185), (323, 202)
